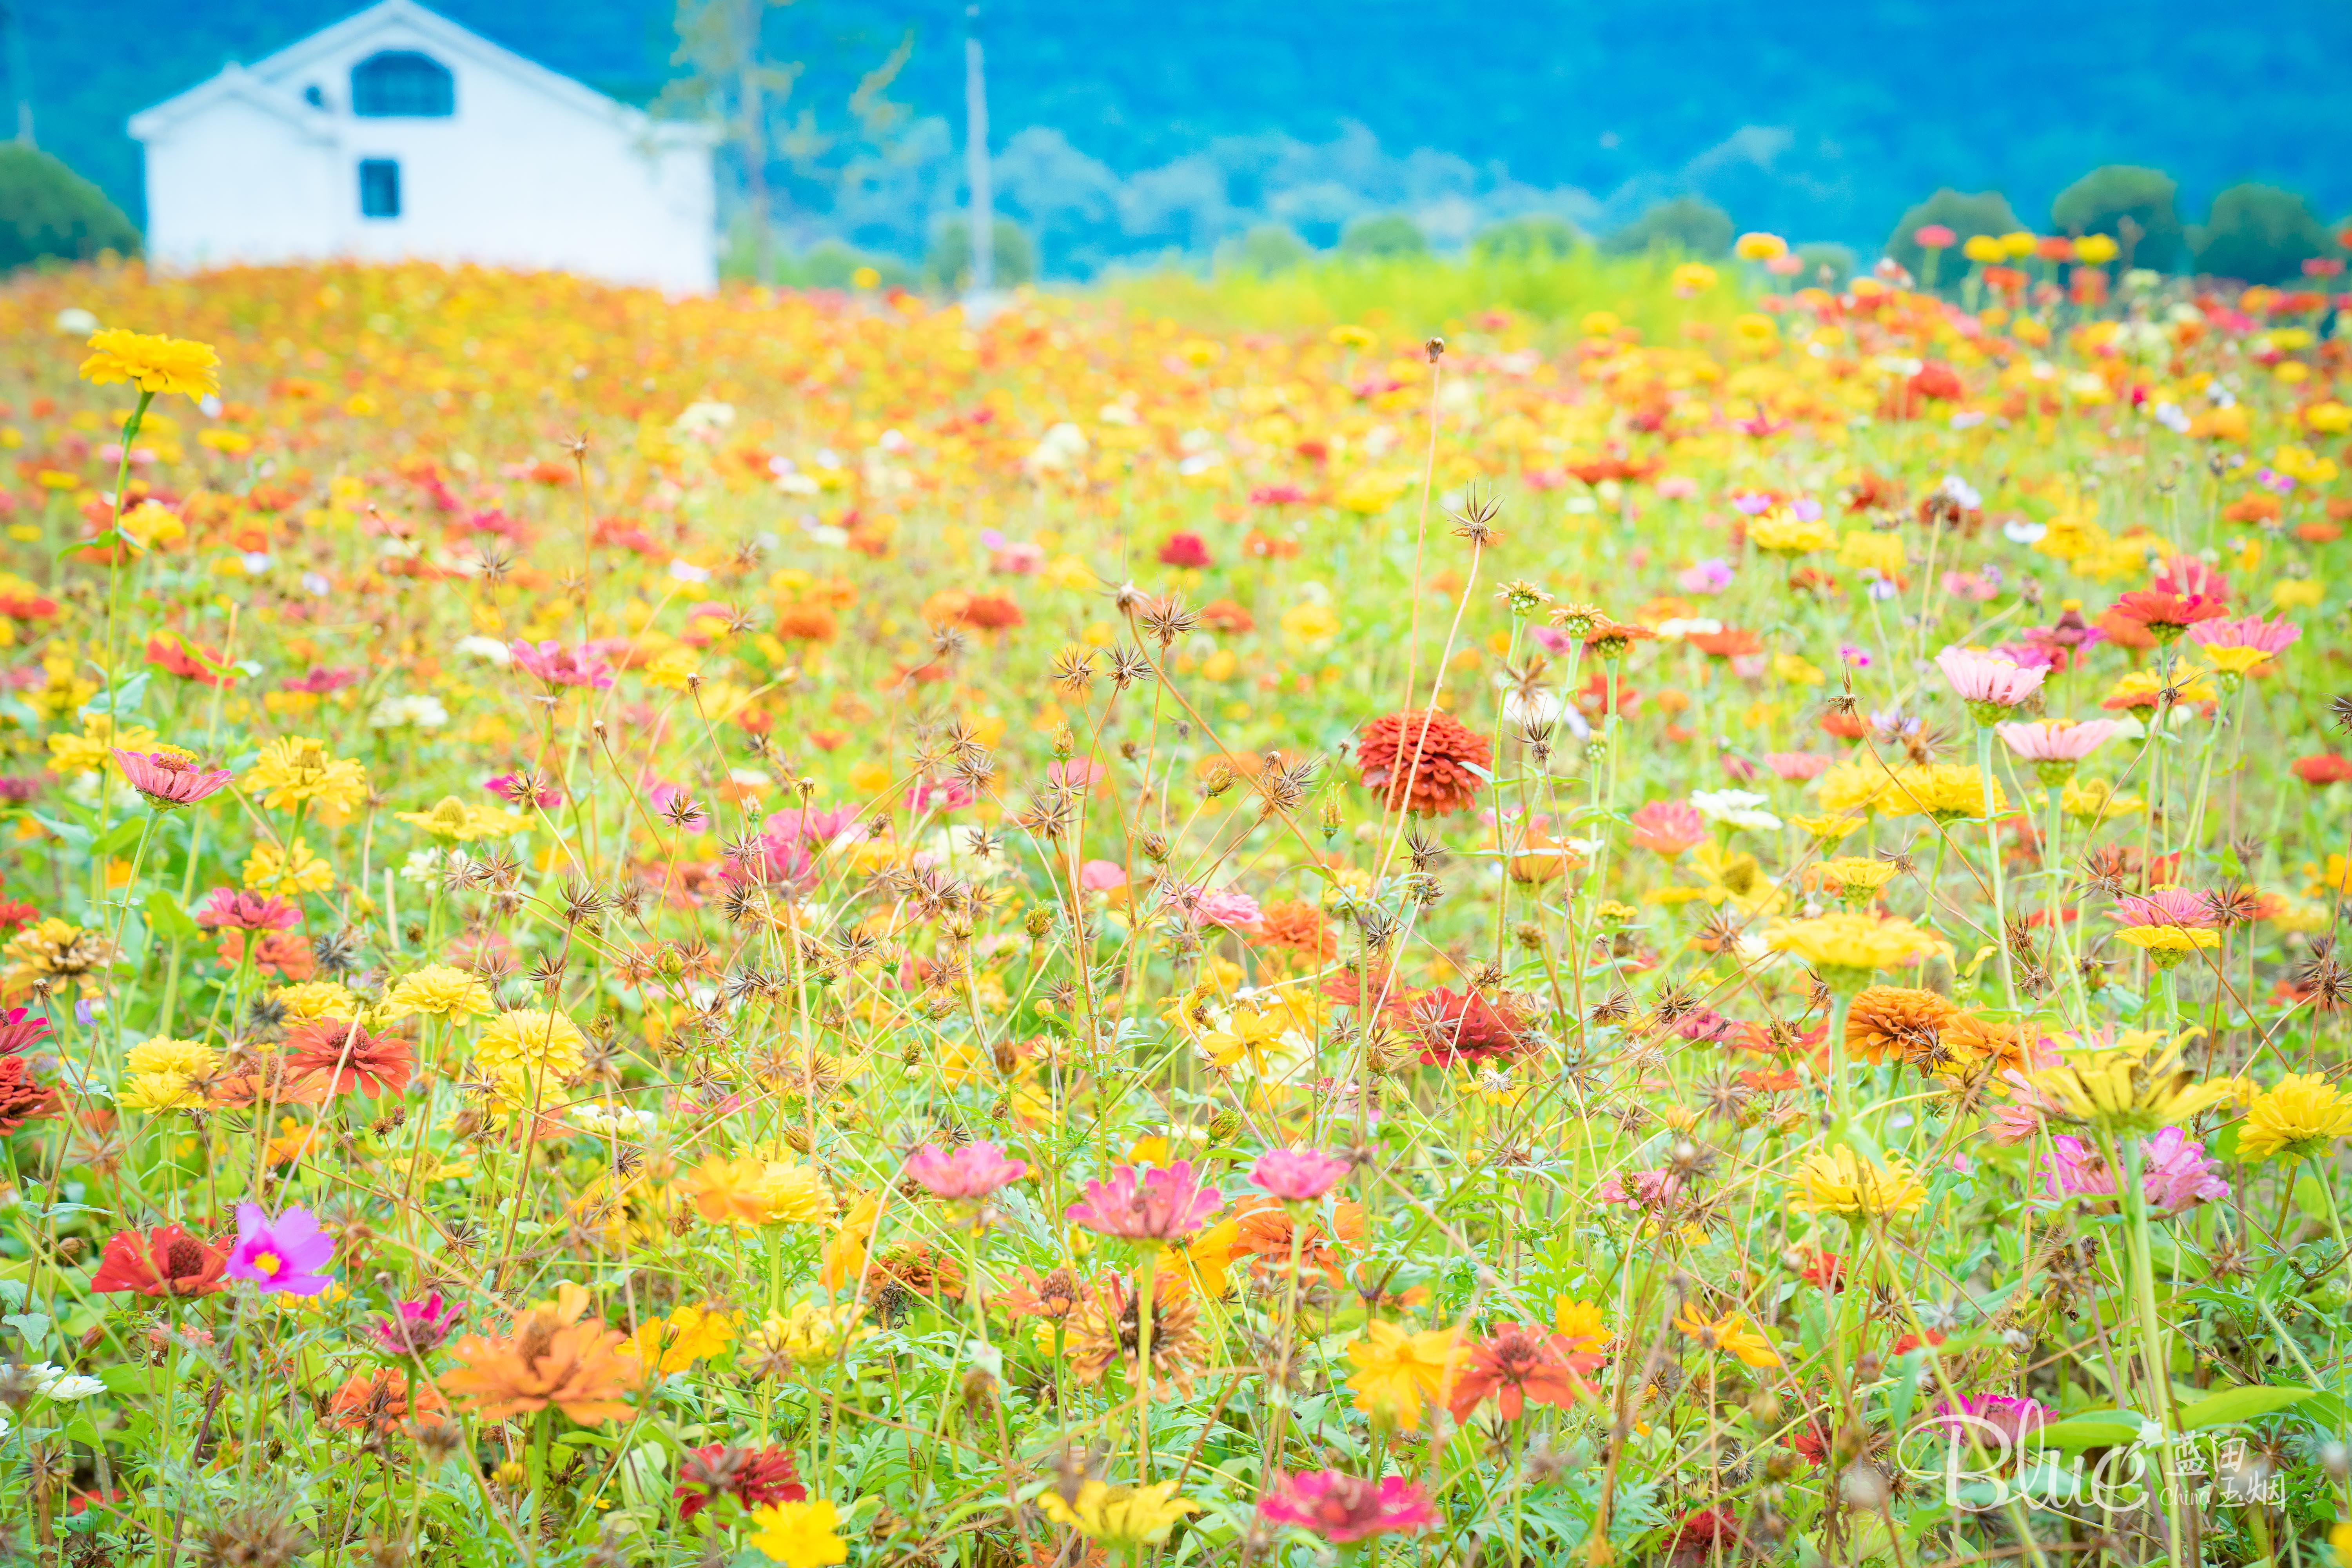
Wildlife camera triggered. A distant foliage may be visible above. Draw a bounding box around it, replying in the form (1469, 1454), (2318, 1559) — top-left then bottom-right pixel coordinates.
(2190, 183), (2339, 283)
(0, 147), (140, 274)
(1472, 213), (1584, 260)
(924, 217), (1039, 291)
(1883, 188), (2020, 278)
(1602, 198), (1733, 258)
(1214, 223), (1314, 275)
(1792, 241), (1857, 287)
(2051, 165), (2185, 272)
(1337, 212), (1430, 259)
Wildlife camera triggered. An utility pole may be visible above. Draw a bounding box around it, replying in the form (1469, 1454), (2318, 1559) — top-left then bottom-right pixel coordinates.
(963, 0), (991, 297)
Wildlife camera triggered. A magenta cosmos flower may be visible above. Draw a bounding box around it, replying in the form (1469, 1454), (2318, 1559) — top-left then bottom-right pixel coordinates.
(1935, 647), (2045, 719)
(366, 1290), (465, 1355)
(906, 1140), (1029, 1201)
(1065, 1161), (1221, 1243)
(225, 1203), (336, 1296)
(113, 749), (234, 809)
(1249, 1147), (1351, 1202)
(1258, 1471), (1438, 1543)
(507, 639), (615, 690)
(2042, 1126), (2227, 1214)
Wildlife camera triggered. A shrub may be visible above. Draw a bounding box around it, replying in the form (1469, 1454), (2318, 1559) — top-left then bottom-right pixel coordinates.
(1214, 223), (1314, 276)
(1337, 212), (1430, 260)
(0, 147), (140, 274)
(1883, 188), (2020, 282)
(1602, 197), (1732, 258)
(1471, 213), (1583, 261)
(924, 217), (1038, 291)
(2190, 183), (2338, 284)
(2050, 165), (2184, 272)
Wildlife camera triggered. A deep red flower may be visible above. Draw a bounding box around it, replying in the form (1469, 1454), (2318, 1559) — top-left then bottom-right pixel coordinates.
(2294, 755), (2352, 786)
(1157, 532), (1213, 568)
(90, 1225), (230, 1296)
(673, 1443), (806, 1519)
(1356, 708), (1491, 817)
(2108, 589), (2227, 637)
(1259, 1470), (1437, 1543)
(1668, 1506), (1746, 1564)
(0, 1005), (53, 1056)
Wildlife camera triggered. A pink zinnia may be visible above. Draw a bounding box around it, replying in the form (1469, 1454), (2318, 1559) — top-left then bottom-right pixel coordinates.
(485, 772), (561, 808)
(2187, 614), (2300, 657)
(1628, 799), (1706, 856)
(2112, 887), (2215, 929)
(1046, 758), (1106, 792)
(508, 639), (615, 690)
(1762, 751), (1831, 781)
(905, 1140), (1029, 1201)
(2041, 1127), (2226, 1214)
(1165, 882), (1262, 931)
(2152, 555), (2230, 605)
(366, 1291), (465, 1356)
(906, 778), (976, 813)
(113, 749), (233, 808)
(1258, 1471), (1437, 1543)
(1935, 647), (2045, 715)
(1249, 1147), (1350, 1202)
(1065, 1161), (1221, 1242)
(1077, 859), (1127, 892)
(1994, 719), (2125, 763)
(194, 888), (301, 931)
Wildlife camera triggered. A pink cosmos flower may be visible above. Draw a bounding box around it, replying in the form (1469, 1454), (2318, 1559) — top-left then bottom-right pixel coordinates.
(745, 806), (857, 887)
(2187, 614), (2300, 657)
(1249, 1147), (1351, 1202)
(225, 1203), (336, 1296)
(508, 639), (615, 690)
(906, 1140), (1029, 1201)
(1065, 1161), (1222, 1242)
(1596, 1168), (1682, 1211)
(1628, 799), (1706, 856)
(906, 778), (975, 813)
(2041, 1127), (2227, 1214)
(366, 1291), (465, 1356)
(1077, 859), (1127, 892)
(1164, 882), (1262, 931)
(1259, 1471), (1438, 1543)
(2112, 887), (2216, 929)
(194, 889), (301, 932)
(1762, 751), (1831, 782)
(113, 750), (233, 808)
(1994, 719), (2125, 762)
(485, 772), (561, 808)
(1935, 647), (2046, 711)
(1046, 758), (1106, 792)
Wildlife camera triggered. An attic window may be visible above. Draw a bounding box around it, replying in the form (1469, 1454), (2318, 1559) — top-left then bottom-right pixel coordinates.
(351, 51), (453, 117)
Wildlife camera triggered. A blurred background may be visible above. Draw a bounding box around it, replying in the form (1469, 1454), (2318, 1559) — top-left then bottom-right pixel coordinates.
(5, 0), (2351, 294)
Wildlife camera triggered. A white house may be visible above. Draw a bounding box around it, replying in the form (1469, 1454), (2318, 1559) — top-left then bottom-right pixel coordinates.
(128, 0), (717, 291)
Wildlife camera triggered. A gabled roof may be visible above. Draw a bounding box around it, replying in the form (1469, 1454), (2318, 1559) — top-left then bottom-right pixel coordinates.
(128, 0), (715, 146)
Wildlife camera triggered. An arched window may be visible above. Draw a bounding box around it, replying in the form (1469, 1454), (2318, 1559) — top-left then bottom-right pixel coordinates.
(350, 51), (453, 117)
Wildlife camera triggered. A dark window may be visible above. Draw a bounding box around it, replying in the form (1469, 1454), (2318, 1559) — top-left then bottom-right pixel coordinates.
(358, 159), (401, 219)
(350, 51), (453, 117)
(302, 83), (326, 109)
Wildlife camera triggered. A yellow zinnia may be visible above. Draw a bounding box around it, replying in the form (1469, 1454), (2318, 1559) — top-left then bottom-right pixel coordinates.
(2027, 1041), (2228, 1136)
(79, 330), (221, 400)
(1344, 1319), (1463, 1431)
(1037, 1481), (1199, 1548)
(475, 1009), (586, 1082)
(1790, 1145), (1927, 1219)
(2236, 1073), (2352, 1163)
(383, 964), (497, 1020)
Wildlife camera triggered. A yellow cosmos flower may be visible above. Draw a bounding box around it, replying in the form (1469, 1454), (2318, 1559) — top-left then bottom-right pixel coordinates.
(1806, 856), (1899, 901)
(746, 1498), (848, 1568)
(1790, 1145), (1927, 1219)
(633, 1303), (739, 1374)
(1037, 1481), (1199, 1548)
(2062, 777), (2144, 824)
(241, 838), (334, 896)
(79, 329), (221, 400)
(1881, 764), (2005, 822)
(1671, 1302), (1781, 1367)
(1790, 812), (1865, 846)
(743, 1301), (872, 1370)
(2236, 1073), (2352, 1163)
(1344, 1319), (1463, 1431)
(2027, 1041), (2228, 1136)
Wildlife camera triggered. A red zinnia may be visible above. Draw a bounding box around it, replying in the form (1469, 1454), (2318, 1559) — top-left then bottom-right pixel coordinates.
(1411, 987), (1528, 1066)
(90, 1224), (230, 1296)
(1157, 532), (1213, 568)
(0, 1055), (56, 1132)
(2108, 589), (2226, 639)
(2294, 755), (2352, 786)
(673, 1443), (807, 1519)
(1356, 708), (1491, 816)
(1446, 1322), (1593, 1422)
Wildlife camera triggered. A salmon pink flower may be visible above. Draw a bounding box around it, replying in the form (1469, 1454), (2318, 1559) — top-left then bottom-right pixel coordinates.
(194, 889), (301, 931)
(1248, 1147), (1350, 1202)
(1935, 647), (2045, 722)
(508, 639), (615, 689)
(905, 1140), (1028, 1200)
(1629, 799), (1706, 856)
(1995, 719), (2125, 783)
(113, 749), (233, 808)
(1065, 1161), (1222, 1243)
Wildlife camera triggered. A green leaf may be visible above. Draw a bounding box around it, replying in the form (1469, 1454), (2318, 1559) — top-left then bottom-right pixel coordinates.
(95, 817), (148, 858)
(100, 1365), (162, 1397)
(2030, 1417), (2142, 1452)
(2176, 1385), (2314, 1430)
(145, 889), (201, 941)
(29, 812), (92, 849)
(57, 530), (123, 561)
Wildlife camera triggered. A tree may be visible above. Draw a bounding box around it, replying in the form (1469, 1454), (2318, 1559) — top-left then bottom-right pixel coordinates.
(2190, 183), (2338, 284)
(662, 0), (800, 284)
(1793, 241), (1856, 287)
(1337, 212), (1428, 260)
(1215, 223), (1313, 275)
(1882, 188), (2019, 280)
(0, 147), (138, 273)
(925, 217), (1034, 291)
(1472, 213), (1582, 260)
(2051, 166), (2183, 272)
(1602, 198), (1731, 258)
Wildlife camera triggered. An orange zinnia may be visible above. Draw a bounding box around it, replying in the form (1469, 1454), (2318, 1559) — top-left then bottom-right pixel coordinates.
(441, 1287), (641, 1425)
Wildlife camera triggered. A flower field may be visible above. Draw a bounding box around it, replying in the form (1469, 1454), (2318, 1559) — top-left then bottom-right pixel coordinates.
(0, 250), (2350, 1566)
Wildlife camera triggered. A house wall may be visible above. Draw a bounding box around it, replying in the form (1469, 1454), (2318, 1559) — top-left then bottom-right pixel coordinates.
(135, 16), (715, 291)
